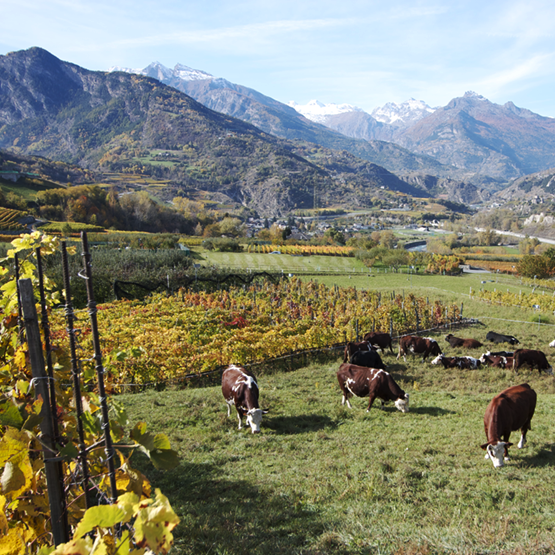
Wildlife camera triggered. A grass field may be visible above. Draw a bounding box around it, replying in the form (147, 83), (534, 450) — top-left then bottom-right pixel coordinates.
(118, 253), (555, 554)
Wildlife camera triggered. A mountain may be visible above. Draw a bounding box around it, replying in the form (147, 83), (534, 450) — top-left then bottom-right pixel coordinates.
(109, 61), (463, 181)
(0, 47), (436, 217)
(496, 167), (555, 202)
(395, 92), (555, 182)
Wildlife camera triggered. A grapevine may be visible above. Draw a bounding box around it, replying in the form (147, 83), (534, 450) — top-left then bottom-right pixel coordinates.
(48, 277), (462, 388)
(0, 232), (180, 554)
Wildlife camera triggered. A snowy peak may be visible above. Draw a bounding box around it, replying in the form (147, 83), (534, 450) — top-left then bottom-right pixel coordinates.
(109, 62), (213, 82)
(371, 98), (436, 126)
(172, 64), (213, 81)
(287, 99), (363, 124)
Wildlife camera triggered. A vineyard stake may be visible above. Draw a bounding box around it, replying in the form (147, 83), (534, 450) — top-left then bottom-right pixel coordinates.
(61, 241), (92, 509)
(80, 232), (118, 504)
(19, 279), (70, 545)
(14, 252), (24, 340)
(35, 248), (69, 537)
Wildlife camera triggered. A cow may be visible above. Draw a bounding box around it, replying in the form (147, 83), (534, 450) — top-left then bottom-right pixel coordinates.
(481, 383), (537, 468)
(362, 332), (394, 354)
(512, 349), (553, 375)
(343, 341), (374, 362)
(350, 349), (386, 369)
(549, 339), (555, 348)
(431, 355), (459, 368)
(444, 334), (483, 349)
(221, 365), (268, 433)
(479, 352), (509, 368)
(431, 355), (481, 369)
(486, 331), (520, 345)
(336, 363), (409, 412)
(397, 335), (442, 362)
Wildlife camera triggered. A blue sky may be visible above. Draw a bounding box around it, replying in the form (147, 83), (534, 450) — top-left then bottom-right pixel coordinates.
(2, 0), (555, 116)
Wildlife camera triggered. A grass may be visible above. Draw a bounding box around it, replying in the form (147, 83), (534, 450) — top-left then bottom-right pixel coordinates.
(115, 252), (555, 553)
(121, 358), (555, 555)
(200, 251), (369, 274)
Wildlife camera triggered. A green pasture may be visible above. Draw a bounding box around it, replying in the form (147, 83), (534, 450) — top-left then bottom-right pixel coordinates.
(122, 357), (555, 555)
(200, 251), (369, 274)
(116, 250), (555, 553)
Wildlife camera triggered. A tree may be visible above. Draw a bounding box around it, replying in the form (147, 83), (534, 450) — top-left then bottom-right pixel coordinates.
(517, 253), (555, 279)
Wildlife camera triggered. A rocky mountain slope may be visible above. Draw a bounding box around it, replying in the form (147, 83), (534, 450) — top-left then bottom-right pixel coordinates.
(111, 61), (464, 181)
(0, 48), (443, 216)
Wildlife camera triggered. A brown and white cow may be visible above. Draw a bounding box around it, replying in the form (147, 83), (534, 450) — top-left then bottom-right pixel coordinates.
(481, 383), (537, 468)
(222, 365), (268, 433)
(431, 354), (481, 369)
(479, 352), (509, 368)
(445, 334), (483, 349)
(362, 332), (394, 354)
(336, 363), (409, 412)
(397, 335), (442, 362)
(343, 341), (374, 362)
(513, 349), (553, 375)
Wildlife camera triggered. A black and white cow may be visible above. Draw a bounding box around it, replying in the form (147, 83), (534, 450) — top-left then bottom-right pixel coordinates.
(486, 331), (520, 345)
(221, 365), (268, 433)
(336, 363), (409, 412)
(350, 349), (386, 369)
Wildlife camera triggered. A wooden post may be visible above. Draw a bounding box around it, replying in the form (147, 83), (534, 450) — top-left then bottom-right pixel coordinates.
(20, 279), (69, 545)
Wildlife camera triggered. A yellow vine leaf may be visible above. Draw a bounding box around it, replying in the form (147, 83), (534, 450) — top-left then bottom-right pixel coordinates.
(51, 538), (93, 555)
(133, 489), (179, 554)
(73, 505), (129, 539)
(0, 528), (26, 555)
(0, 494), (7, 533)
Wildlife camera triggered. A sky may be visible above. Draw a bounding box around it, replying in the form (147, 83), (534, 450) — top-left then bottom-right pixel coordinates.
(2, 0), (555, 117)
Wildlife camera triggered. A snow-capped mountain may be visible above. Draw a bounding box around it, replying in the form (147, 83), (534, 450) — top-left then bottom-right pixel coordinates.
(109, 62), (212, 82)
(371, 99), (436, 127)
(287, 100), (363, 124)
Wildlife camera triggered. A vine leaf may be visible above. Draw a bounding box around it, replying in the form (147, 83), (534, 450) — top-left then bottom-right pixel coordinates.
(130, 423), (179, 470)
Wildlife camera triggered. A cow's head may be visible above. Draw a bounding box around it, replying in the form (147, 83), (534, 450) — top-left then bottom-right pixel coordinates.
(431, 354), (443, 365)
(394, 393), (409, 413)
(246, 408), (268, 433)
(546, 366), (554, 376)
(431, 341), (442, 356)
(481, 441), (512, 468)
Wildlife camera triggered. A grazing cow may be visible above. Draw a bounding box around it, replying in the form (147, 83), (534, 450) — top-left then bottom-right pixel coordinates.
(350, 349), (386, 369)
(343, 341), (374, 362)
(362, 332), (394, 354)
(431, 355), (481, 369)
(444, 334), (483, 349)
(336, 363), (409, 412)
(513, 349), (553, 375)
(397, 335), (442, 362)
(479, 352), (509, 368)
(486, 331), (520, 345)
(221, 365), (268, 433)
(481, 383), (537, 468)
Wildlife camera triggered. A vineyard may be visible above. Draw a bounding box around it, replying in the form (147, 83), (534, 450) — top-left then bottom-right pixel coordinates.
(0, 207), (25, 231)
(245, 243), (355, 256)
(474, 286), (555, 312)
(49, 277), (461, 388)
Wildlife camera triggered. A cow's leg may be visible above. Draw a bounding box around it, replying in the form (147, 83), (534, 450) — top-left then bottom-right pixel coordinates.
(341, 390), (353, 409)
(226, 401), (232, 417)
(367, 394), (376, 412)
(237, 411), (243, 430)
(518, 432), (526, 449)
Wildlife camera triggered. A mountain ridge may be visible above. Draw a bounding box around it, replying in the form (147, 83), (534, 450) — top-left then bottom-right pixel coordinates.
(1, 47), (446, 217)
